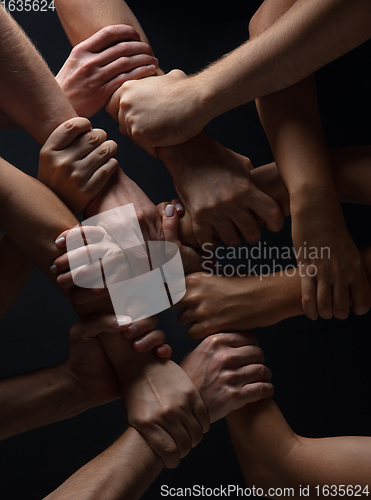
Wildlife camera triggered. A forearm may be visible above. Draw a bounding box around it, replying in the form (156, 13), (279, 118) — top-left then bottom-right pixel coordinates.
(227, 399), (371, 495)
(44, 427), (162, 500)
(0, 364), (90, 441)
(251, 146), (371, 215)
(194, 0), (371, 121)
(0, 234), (35, 322)
(0, 7), (76, 145)
(55, 0), (150, 47)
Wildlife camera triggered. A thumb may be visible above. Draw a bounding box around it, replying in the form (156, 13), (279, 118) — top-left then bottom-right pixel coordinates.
(162, 204), (180, 244)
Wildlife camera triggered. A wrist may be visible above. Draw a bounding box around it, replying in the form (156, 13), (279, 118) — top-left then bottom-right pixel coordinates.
(59, 363), (96, 415)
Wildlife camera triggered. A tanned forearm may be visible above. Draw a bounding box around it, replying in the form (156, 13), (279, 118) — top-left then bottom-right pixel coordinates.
(55, 0), (151, 48)
(227, 399), (371, 497)
(0, 365), (90, 441)
(44, 427), (163, 500)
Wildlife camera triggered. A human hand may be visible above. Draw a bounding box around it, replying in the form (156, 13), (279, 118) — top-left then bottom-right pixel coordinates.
(181, 332), (274, 422)
(291, 190), (371, 320)
(51, 224), (150, 308)
(159, 133), (284, 247)
(106, 69), (207, 153)
(157, 200), (204, 274)
(56, 25), (158, 118)
(63, 313), (171, 409)
(175, 272), (297, 338)
(84, 168), (163, 243)
(39, 117), (118, 215)
(121, 357), (209, 468)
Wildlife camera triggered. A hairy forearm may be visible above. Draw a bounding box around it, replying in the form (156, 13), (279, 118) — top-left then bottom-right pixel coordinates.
(0, 364), (90, 441)
(0, 234), (35, 322)
(0, 7), (76, 145)
(194, 0), (371, 121)
(44, 427), (162, 500)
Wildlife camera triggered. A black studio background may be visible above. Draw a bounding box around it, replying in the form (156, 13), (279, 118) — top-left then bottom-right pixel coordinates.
(0, 1), (371, 498)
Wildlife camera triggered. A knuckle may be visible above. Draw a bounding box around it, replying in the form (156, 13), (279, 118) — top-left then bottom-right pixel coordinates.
(163, 444), (177, 456)
(87, 133), (100, 145)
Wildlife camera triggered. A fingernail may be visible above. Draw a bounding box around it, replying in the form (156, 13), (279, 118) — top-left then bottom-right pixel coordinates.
(175, 203), (184, 213)
(147, 64), (157, 72)
(123, 324), (138, 339)
(135, 338), (148, 351)
(55, 237), (66, 247)
(165, 204), (175, 217)
(117, 315), (132, 327)
(50, 265), (58, 274)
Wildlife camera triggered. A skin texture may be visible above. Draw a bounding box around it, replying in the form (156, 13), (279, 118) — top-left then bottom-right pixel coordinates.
(43, 331), (273, 500)
(250, 0), (371, 322)
(174, 147), (371, 337)
(56, 25), (158, 118)
(55, 0), (285, 248)
(72, 0), (371, 150)
(0, 10), (208, 469)
(0, 313), (170, 441)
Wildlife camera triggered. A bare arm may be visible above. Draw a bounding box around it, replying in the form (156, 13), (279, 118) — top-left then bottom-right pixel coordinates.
(0, 235), (35, 322)
(227, 399), (371, 498)
(0, 7), (77, 145)
(55, 0), (284, 248)
(44, 331), (273, 500)
(95, 0), (371, 149)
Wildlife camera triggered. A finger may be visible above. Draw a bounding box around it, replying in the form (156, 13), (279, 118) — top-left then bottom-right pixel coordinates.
(154, 344), (172, 359)
(161, 204), (180, 244)
(212, 216), (242, 247)
(246, 188), (284, 233)
(56, 241), (108, 273)
(86, 158), (119, 199)
(81, 140), (118, 175)
(46, 117), (92, 151)
(157, 201), (169, 218)
(333, 281), (350, 320)
(97, 42), (158, 70)
(316, 279), (333, 320)
(55, 225), (106, 249)
(57, 260), (105, 289)
(170, 199), (185, 218)
(228, 209), (261, 246)
(237, 364), (272, 385)
(68, 286), (110, 305)
(98, 40), (154, 66)
(186, 322), (214, 339)
(221, 331), (258, 348)
(122, 315), (159, 339)
(69, 128), (108, 161)
(240, 382), (275, 404)
(132, 329), (166, 352)
(82, 25), (141, 53)
(139, 425), (180, 469)
(125, 294), (149, 320)
(179, 411), (204, 449)
(162, 418), (192, 459)
(70, 312), (132, 342)
(233, 345), (265, 366)
(301, 273), (318, 320)
(104, 65), (158, 101)
(192, 220), (216, 248)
